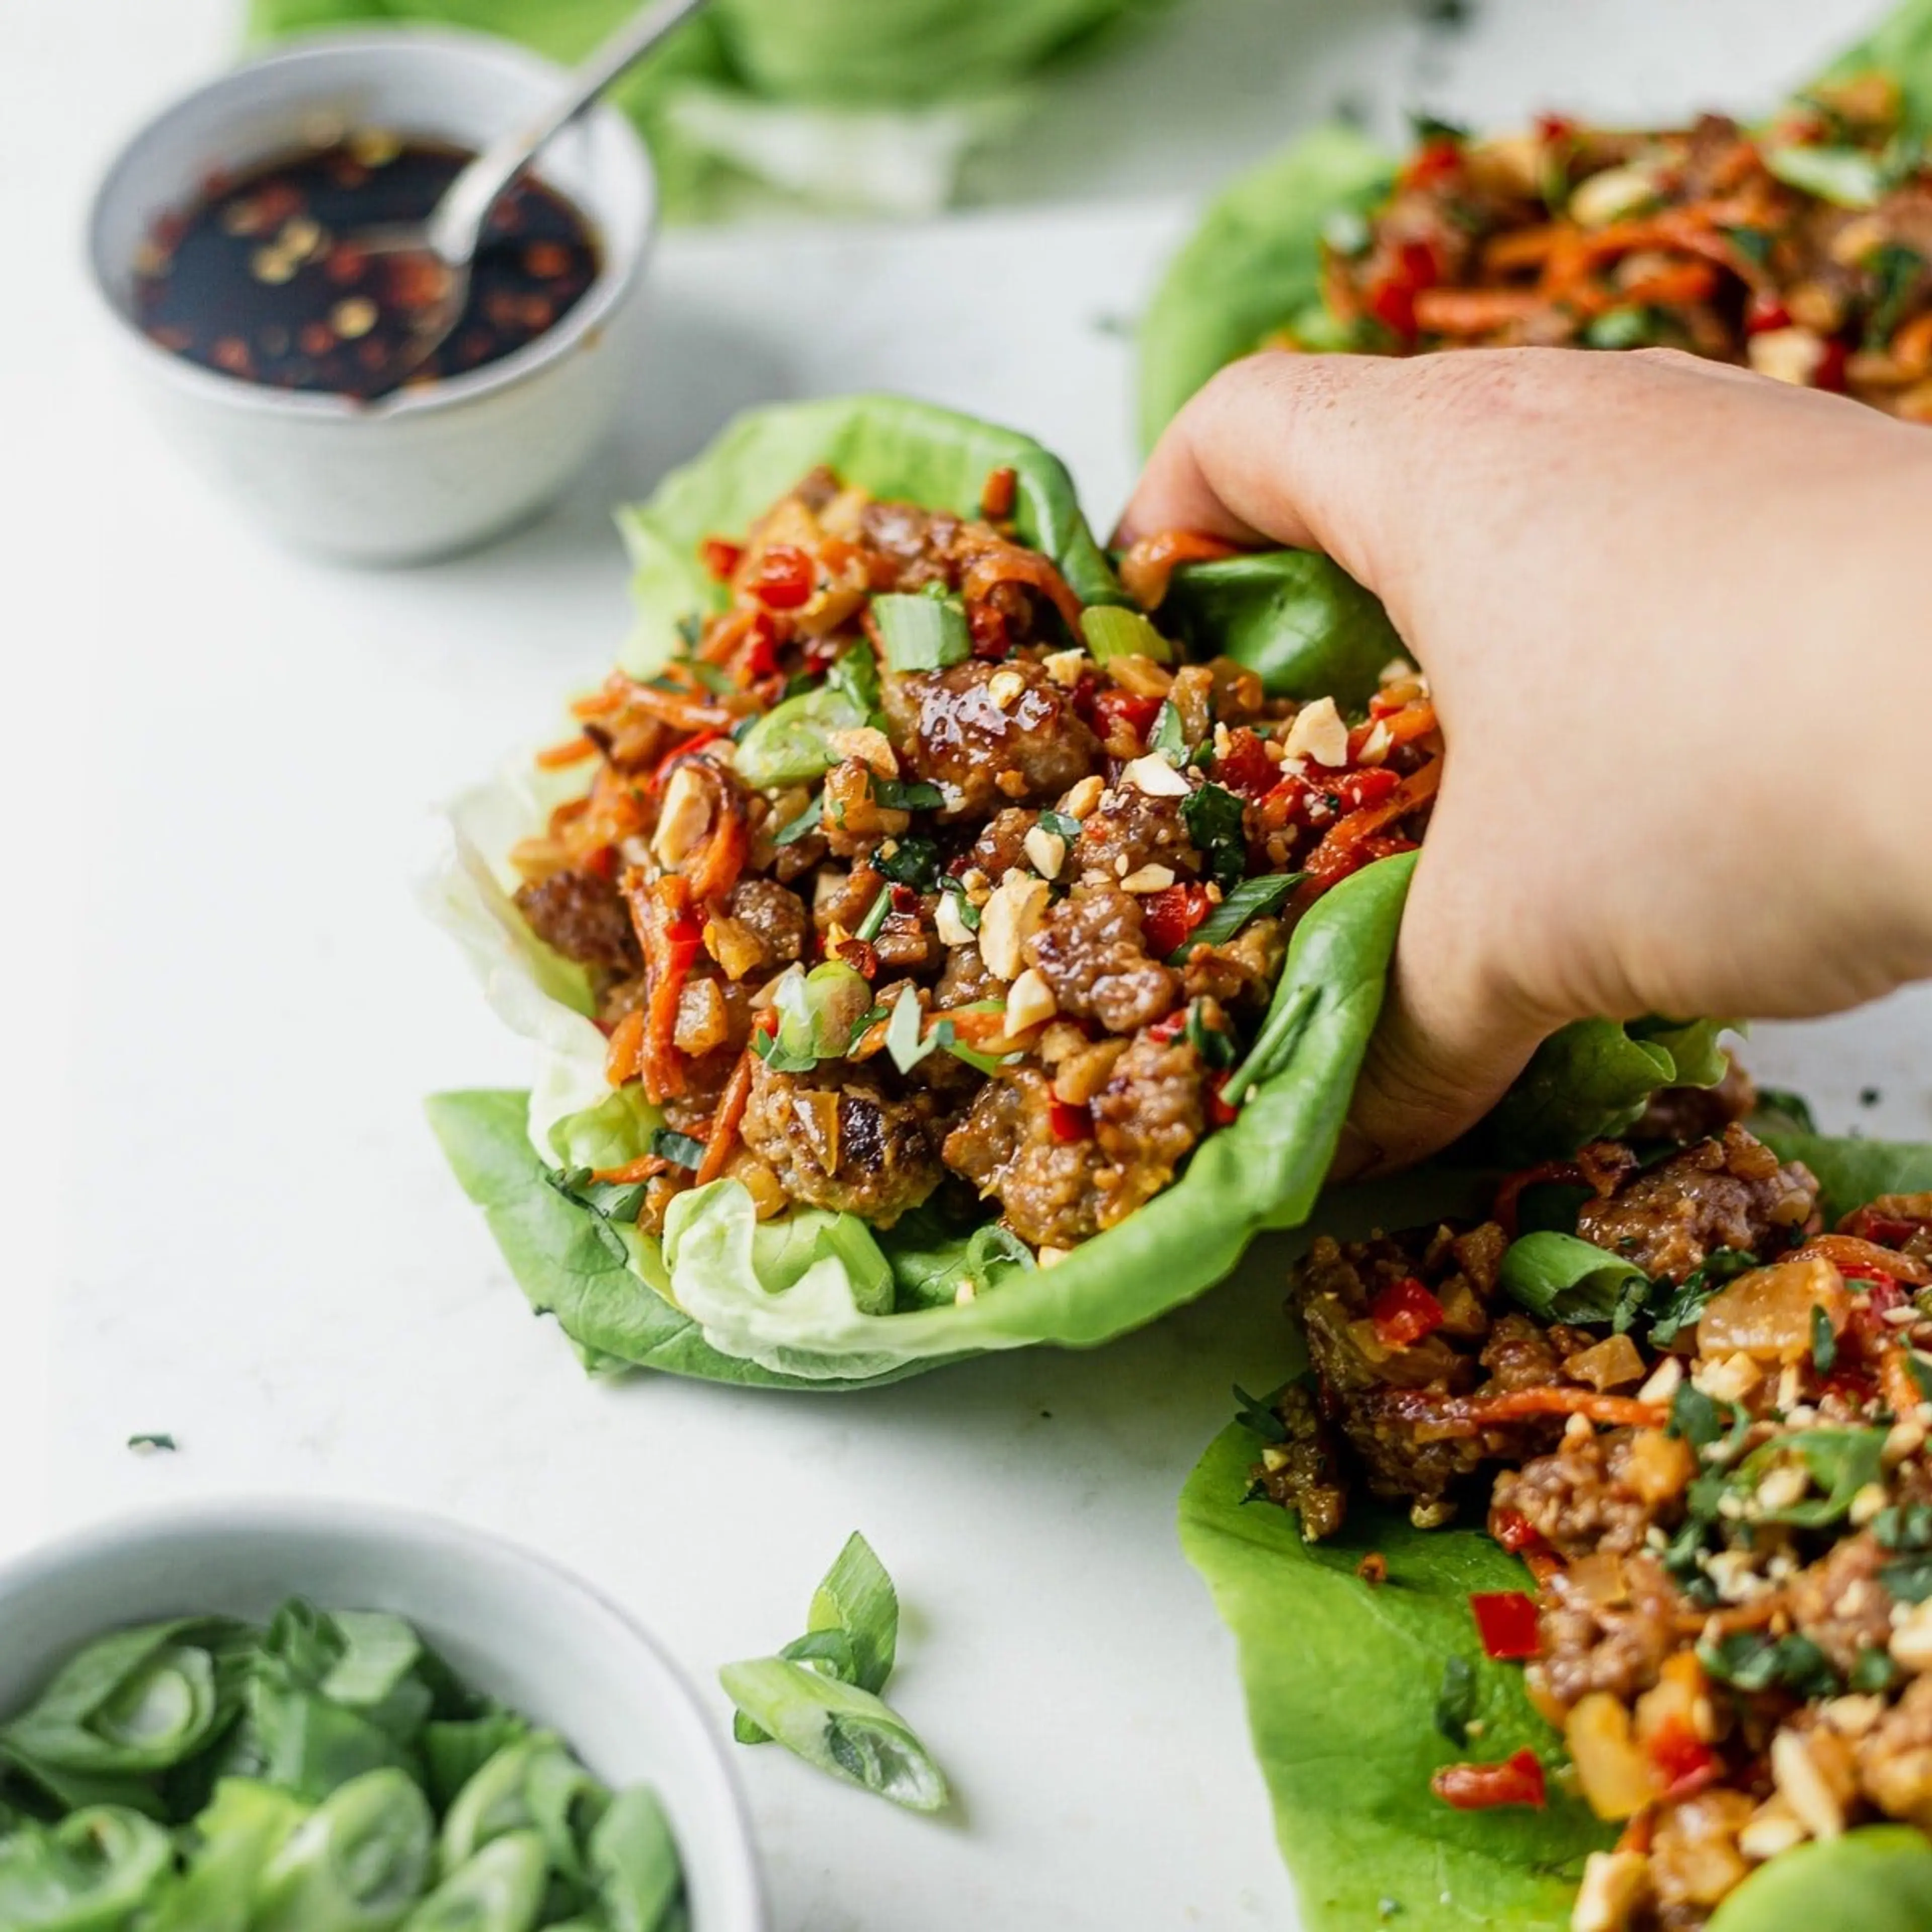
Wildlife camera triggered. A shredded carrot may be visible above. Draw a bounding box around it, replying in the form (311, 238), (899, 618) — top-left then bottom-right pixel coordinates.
(1292, 757), (1443, 911)
(589, 1151), (670, 1185)
(535, 734), (601, 771)
(1893, 309), (1932, 376)
(1618, 259), (1720, 309)
(1117, 529), (1243, 611)
(1482, 225), (1566, 274)
(604, 1008), (645, 1088)
(571, 673), (735, 735)
(627, 873), (699, 1104)
(695, 1037), (762, 1185)
(1413, 287), (1549, 334)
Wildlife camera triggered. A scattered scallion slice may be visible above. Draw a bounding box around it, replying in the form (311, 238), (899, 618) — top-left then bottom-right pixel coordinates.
(873, 592), (971, 671)
(1079, 605), (1173, 664)
(855, 890), (892, 944)
(884, 986), (941, 1074)
(1765, 143), (1886, 207)
(1167, 873), (1301, 963)
(720, 1663), (948, 1813)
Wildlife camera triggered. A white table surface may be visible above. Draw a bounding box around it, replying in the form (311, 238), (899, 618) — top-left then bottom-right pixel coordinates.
(8, 0), (1929, 1925)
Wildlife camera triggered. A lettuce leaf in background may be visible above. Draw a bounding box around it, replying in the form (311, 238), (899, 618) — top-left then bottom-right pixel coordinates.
(1136, 122), (1391, 450)
(1180, 1134), (1932, 1930)
(244, 0), (1167, 219)
(1134, 0), (1932, 443)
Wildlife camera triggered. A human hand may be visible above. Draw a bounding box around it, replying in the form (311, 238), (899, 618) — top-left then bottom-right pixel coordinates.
(1118, 347), (1932, 1171)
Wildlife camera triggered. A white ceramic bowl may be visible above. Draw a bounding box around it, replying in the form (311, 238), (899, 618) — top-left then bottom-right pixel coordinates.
(0, 1500), (767, 1930)
(85, 30), (656, 564)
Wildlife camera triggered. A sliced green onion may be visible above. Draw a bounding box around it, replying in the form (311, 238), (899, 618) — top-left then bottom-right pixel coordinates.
(1080, 605), (1173, 664)
(1765, 143), (1885, 207)
(855, 890), (892, 944)
(1498, 1232), (1651, 1329)
(1168, 873), (1300, 963)
(588, 1788), (684, 1932)
(759, 961), (872, 1073)
(941, 1030), (1014, 1077)
(0, 1808), (175, 1930)
(734, 646), (880, 788)
(884, 986), (939, 1075)
(253, 1768), (434, 1932)
(718, 1661), (949, 1814)
(773, 796), (823, 846)
(1584, 304), (1662, 350)
(807, 1534), (899, 1695)
(873, 593), (970, 672)
(399, 1829), (548, 1932)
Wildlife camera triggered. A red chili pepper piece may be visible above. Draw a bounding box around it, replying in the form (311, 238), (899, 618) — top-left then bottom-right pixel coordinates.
(1432, 1749), (1546, 1812)
(751, 544), (816, 610)
(1213, 728), (1279, 800)
(980, 465), (1018, 520)
(1147, 1010), (1188, 1045)
(1647, 1716), (1718, 1803)
(1744, 292), (1792, 335)
(1207, 1073), (1239, 1128)
(1366, 238), (1440, 346)
(1091, 687), (1163, 748)
(1141, 882), (1214, 960)
(1400, 137), (1464, 191)
(700, 536), (743, 582)
(1469, 1591), (1542, 1660)
(967, 600), (1010, 660)
(1814, 337), (1849, 393)
(1049, 1098), (1093, 1144)
(1489, 1507), (1544, 1557)
(1369, 1277), (1447, 1350)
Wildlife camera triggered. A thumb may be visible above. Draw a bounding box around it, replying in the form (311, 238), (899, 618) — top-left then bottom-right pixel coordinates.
(1335, 834), (1563, 1179)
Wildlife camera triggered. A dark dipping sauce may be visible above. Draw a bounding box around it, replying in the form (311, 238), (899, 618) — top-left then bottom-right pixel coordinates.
(131, 132), (600, 400)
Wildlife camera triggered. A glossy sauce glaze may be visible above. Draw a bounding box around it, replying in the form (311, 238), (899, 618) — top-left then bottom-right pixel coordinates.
(132, 132), (600, 400)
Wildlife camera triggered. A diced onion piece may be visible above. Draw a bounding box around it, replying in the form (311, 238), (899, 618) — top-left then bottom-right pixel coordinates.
(1565, 1694), (1658, 1821)
(1696, 1255), (1847, 1365)
(1563, 1333), (1647, 1391)
(1081, 605), (1174, 664)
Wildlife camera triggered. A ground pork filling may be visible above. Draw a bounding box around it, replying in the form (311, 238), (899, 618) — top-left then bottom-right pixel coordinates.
(506, 463), (1440, 1273)
(1259, 1115), (1932, 1931)
(1278, 71), (1932, 422)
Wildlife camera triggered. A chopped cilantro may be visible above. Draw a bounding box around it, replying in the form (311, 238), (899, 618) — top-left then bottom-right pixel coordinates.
(874, 836), (941, 893)
(1233, 1384), (1289, 1443)
(774, 795), (824, 845)
(1180, 781), (1248, 889)
(872, 778), (945, 813)
(1812, 1303), (1838, 1376)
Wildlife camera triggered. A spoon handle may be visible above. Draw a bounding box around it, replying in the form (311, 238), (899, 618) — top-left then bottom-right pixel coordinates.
(429, 0), (710, 263)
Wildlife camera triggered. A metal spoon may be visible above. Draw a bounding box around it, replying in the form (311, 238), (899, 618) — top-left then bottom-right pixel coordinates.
(350, 0), (707, 393)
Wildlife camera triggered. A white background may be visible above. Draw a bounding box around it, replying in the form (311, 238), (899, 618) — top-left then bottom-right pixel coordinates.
(5, 1), (1926, 1926)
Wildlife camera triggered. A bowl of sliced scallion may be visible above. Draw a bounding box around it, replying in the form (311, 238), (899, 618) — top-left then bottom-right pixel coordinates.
(0, 1499), (765, 1930)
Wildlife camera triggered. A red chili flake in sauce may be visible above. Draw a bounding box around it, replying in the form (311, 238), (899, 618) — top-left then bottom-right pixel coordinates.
(1368, 1276), (1446, 1349)
(1469, 1591), (1542, 1660)
(130, 135), (598, 400)
(1648, 1717), (1719, 1802)
(1048, 1098), (1094, 1144)
(1212, 728), (1279, 800)
(1091, 688), (1164, 750)
(1431, 1749), (1547, 1812)
(700, 537), (745, 582)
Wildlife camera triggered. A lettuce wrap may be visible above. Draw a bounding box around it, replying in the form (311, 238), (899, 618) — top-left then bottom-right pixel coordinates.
(246, 0), (1166, 219)
(1180, 1131), (1932, 1929)
(425, 393), (1719, 1391)
(1136, 0), (1932, 446)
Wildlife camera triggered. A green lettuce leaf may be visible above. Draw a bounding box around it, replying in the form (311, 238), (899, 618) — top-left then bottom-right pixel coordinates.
(245, 0), (1165, 222)
(1707, 1826), (1932, 1931)
(1481, 1016), (1730, 1163)
(1136, 122), (1393, 446)
(1820, 0), (1932, 133)
(1156, 549), (1403, 707)
(1180, 1132), (1930, 1927)
(429, 853), (1414, 1386)
(1177, 1422), (1610, 1930)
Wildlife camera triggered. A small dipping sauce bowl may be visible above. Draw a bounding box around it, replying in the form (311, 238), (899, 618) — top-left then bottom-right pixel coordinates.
(87, 30), (656, 564)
